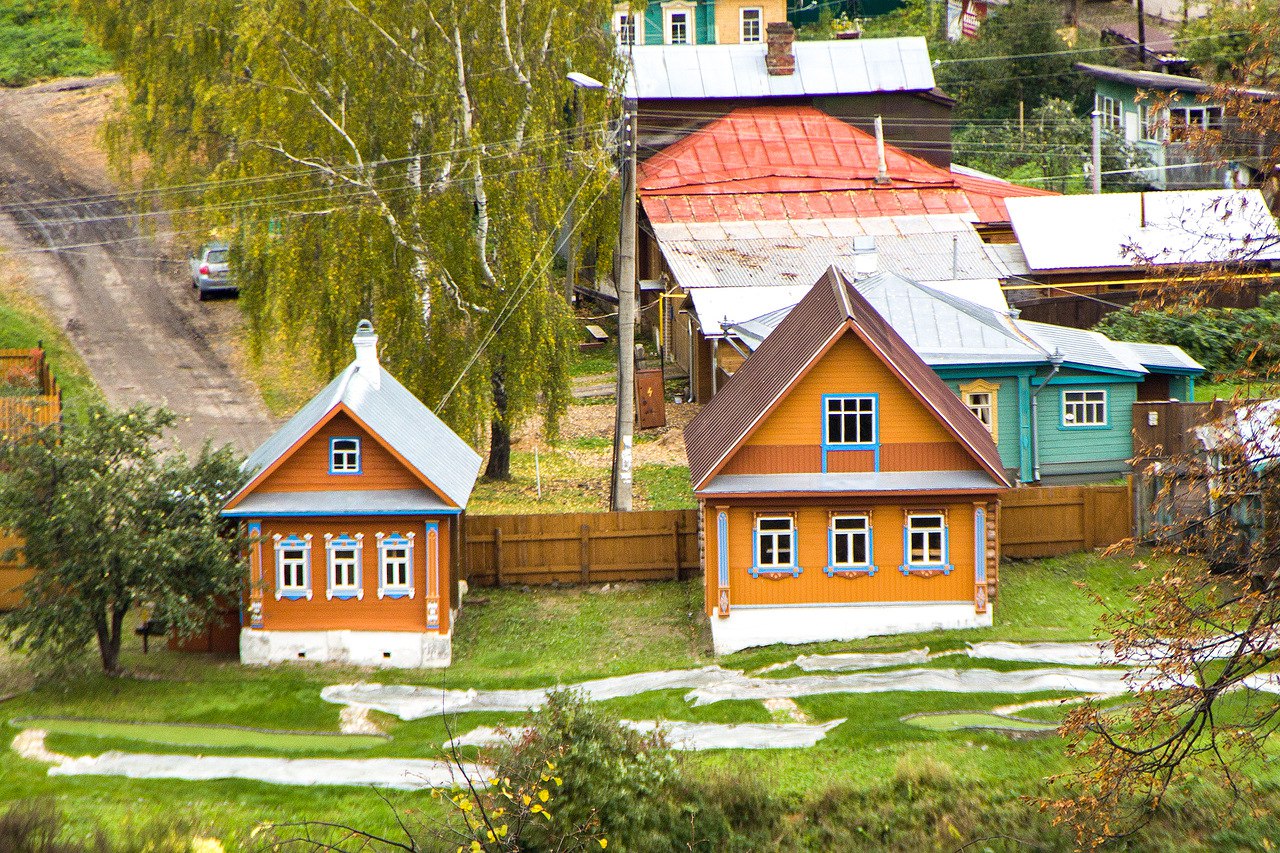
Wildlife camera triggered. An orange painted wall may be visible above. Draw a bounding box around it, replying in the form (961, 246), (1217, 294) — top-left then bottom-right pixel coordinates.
(255, 411), (441, 496)
(249, 515), (453, 633)
(703, 498), (992, 611)
(724, 332), (977, 475)
(0, 531), (30, 610)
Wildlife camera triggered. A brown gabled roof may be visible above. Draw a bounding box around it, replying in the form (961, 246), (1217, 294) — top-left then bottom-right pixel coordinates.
(683, 267), (1010, 491)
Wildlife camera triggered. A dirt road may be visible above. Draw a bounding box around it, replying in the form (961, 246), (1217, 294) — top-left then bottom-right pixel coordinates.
(0, 76), (275, 454)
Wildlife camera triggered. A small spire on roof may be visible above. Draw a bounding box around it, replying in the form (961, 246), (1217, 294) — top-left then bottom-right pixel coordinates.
(353, 320), (381, 389)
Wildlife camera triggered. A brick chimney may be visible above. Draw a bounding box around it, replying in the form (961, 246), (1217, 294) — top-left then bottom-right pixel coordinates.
(765, 22), (796, 76)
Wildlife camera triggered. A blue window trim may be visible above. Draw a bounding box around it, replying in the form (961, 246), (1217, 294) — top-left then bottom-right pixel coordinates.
(899, 514), (953, 575)
(1059, 388), (1109, 431)
(821, 393), (879, 473)
(974, 507), (987, 585)
(329, 437), (362, 475)
(325, 533), (363, 600)
(377, 532), (415, 599)
(275, 534), (312, 600)
(716, 512), (729, 588)
(750, 515), (801, 578)
(825, 514), (877, 577)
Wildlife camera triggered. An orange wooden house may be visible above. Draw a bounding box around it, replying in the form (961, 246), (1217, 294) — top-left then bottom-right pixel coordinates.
(222, 321), (481, 667)
(684, 269), (1010, 654)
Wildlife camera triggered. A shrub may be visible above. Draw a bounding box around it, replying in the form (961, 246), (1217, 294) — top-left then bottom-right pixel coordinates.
(0, 800), (210, 853)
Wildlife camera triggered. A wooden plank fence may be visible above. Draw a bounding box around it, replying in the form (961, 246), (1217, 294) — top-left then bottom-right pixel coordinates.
(464, 510), (698, 587)
(1000, 482), (1132, 559)
(0, 347), (62, 431)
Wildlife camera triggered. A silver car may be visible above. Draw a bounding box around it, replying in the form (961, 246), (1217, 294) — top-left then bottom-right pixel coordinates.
(189, 242), (237, 300)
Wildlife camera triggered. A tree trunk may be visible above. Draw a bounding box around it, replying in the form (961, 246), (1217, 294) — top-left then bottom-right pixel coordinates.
(485, 369), (512, 480)
(94, 605), (127, 675)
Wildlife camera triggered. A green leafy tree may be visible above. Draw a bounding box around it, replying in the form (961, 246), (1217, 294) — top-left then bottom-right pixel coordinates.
(0, 405), (246, 675)
(1178, 0), (1280, 83)
(73, 0), (622, 479)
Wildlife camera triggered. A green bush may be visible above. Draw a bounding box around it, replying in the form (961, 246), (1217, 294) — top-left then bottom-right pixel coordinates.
(0, 800), (212, 853)
(0, 0), (111, 87)
(1093, 292), (1280, 377)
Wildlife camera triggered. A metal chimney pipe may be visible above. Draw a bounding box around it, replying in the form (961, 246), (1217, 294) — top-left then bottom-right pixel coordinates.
(874, 115), (889, 185)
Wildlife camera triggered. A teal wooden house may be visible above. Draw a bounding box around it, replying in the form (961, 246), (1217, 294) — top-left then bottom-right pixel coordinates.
(731, 272), (1205, 484)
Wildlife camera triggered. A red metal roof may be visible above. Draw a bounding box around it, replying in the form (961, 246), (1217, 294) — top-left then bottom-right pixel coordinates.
(640, 106), (1054, 225)
(683, 267), (1011, 492)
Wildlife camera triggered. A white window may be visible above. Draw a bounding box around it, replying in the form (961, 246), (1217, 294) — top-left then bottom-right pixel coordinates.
(829, 515), (872, 570)
(825, 395), (877, 446)
(740, 7), (762, 42)
(1062, 389), (1107, 427)
(754, 515), (796, 571)
(614, 10), (638, 45)
(1138, 104), (1165, 141)
(377, 532), (415, 599)
(274, 534), (312, 600)
(966, 392), (993, 431)
(905, 513), (947, 568)
(1096, 94), (1122, 134)
(664, 4), (693, 44)
(1169, 106), (1223, 141)
(330, 437), (361, 474)
(325, 533), (364, 600)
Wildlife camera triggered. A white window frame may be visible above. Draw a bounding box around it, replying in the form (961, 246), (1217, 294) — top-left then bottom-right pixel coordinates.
(273, 533), (313, 600)
(329, 437), (361, 474)
(752, 514), (797, 575)
(903, 513), (949, 571)
(824, 395), (877, 447)
(739, 7), (763, 43)
(663, 2), (694, 44)
(377, 531), (416, 599)
(613, 9), (640, 45)
(325, 533), (364, 600)
(828, 514), (874, 575)
(1097, 94), (1122, 134)
(1138, 104), (1165, 141)
(1062, 389), (1108, 427)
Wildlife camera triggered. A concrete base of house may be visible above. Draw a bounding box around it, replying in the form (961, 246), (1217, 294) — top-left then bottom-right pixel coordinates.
(709, 602), (993, 655)
(239, 628), (452, 669)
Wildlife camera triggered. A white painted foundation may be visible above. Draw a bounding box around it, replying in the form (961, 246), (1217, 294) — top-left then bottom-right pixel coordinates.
(240, 628), (452, 668)
(710, 602), (993, 655)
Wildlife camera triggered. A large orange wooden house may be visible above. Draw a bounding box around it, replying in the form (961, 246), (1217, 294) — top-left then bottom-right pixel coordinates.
(222, 321), (481, 668)
(684, 269), (1010, 654)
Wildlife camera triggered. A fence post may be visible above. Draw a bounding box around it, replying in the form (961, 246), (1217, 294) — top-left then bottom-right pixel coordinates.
(494, 527), (503, 588)
(580, 523), (591, 584)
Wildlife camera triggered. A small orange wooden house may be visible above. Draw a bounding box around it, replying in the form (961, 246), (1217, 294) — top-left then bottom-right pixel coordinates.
(684, 269), (1010, 654)
(222, 321), (482, 668)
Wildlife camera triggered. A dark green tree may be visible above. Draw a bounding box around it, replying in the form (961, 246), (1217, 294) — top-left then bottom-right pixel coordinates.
(0, 405), (246, 675)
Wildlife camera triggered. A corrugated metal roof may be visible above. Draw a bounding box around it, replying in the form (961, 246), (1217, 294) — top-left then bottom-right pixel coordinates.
(1116, 341), (1206, 373)
(225, 342), (483, 512)
(699, 470), (1005, 494)
(223, 489), (455, 517)
(1007, 189), (1280, 272)
(683, 268), (1010, 490)
(1018, 321), (1147, 375)
(626, 38), (936, 100)
(1076, 63), (1280, 99)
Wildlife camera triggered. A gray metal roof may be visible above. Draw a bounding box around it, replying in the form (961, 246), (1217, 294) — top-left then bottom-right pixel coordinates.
(222, 489), (455, 517)
(1075, 63), (1279, 100)
(1117, 341), (1206, 373)
(626, 38), (935, 100)
(1018, 321), (1147, 375)
(226, 355), (482, 512)
(698, 470), (1006, 495)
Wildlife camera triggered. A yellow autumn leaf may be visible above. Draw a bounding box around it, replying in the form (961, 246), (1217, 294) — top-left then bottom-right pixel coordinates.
(539, 789), (550, 802)
(531, 804), (543, 814)
(522, 794), (532, 806)
(599, 840), (608, 849)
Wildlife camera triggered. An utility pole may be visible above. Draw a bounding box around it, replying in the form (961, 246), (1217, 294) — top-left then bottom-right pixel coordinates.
(1136, 0), (1147, 65)
(612, 97), (637, 512)
(1091, 109), (1102, 194)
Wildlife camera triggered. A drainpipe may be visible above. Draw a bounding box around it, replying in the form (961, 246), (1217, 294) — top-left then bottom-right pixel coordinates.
(1029, 350), (1064, 483)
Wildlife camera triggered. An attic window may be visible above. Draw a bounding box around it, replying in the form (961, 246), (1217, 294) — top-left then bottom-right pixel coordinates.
(824, 395), (877, 447)
(330, 437), (361, 474)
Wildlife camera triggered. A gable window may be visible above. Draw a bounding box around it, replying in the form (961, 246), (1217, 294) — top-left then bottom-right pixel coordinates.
(613, 10), (639, 45)
(752, 515), (799, 576)
(664, 4), (694, 44)
(959, 379), (999, 442)
(740, 7), (763, 42)
(827, 514), (875, 575)
(377, 532), (415, 599)
(1062, 389), (1107, 427)
(825, 395), (877, 446)
(274, 534), (313, 600)
(329, 437), (361, 474)
(902, 512), (951, 573)
(325, 533), (364, 600)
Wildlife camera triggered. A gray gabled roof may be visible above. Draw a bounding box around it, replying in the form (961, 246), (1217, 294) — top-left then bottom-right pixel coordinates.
(1018, 321), (1147, 376)
(225, 358), (482, 512)
(1118, 341), (1206, 374)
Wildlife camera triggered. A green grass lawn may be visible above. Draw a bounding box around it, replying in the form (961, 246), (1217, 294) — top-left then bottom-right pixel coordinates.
(11, 717), (387, 752)
(0, 0), (111, 87)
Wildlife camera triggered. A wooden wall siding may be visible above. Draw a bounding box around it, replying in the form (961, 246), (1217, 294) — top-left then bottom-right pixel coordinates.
(0, 530), (30, 610)
(714, 0), (786, 43)
(253, 516), (451, 633)
(255, 411), (434, 496)
(825, 449), (875, 473)
(944, 376), (1022, 471)
(1000, 483), (1131, 558)
(745, 333), (960, 451)
(1034, 377), (1136, 468)
(1131, 400), (1221, 459)
(722, 445), (820, 475)
(464, 511), (698, 587)
(702, 501), (979, 610)
(880, 443), (978, 472)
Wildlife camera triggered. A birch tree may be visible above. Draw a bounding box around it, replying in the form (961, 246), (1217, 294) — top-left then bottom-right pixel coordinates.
(77, 0), (622, 478)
